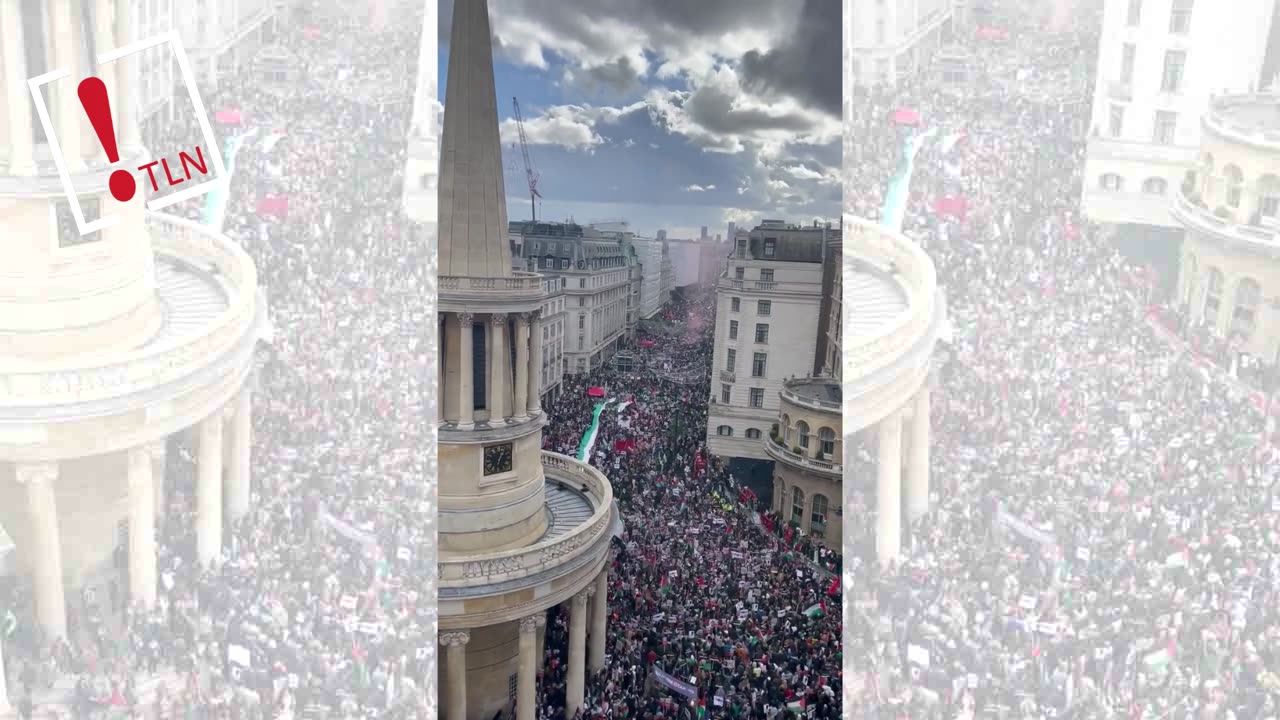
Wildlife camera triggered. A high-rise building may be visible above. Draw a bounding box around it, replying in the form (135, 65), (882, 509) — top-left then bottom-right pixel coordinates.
(1082, 0), (1280, 236)
(848, 0), (956, 87)
(0, 0), (265, 639)
(433, 3), (616, 716)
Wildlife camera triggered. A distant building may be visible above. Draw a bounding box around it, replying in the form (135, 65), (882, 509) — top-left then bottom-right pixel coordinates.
(539, 275), (569, 401)
(848, 0), (956, 87)
(667, 239), (705, 288)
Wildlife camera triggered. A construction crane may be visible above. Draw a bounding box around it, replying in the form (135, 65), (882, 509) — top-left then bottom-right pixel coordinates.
(512, 97), (542, 221)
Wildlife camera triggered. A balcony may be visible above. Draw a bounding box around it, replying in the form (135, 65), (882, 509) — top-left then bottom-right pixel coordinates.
(764, 434), (841, 476)
(780, 377), (841, 414)
(719, 370), (736, 383)
(1170, 186), (1280, 257)
(1203, 94), (1280, 153)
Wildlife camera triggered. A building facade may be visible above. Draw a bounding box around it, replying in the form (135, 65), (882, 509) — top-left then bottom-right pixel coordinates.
(0, 0), (267, 649)
(706, 221), (835, 460)
(848, 0), (956, 87)
(434, 1), (615, 718)
(630, 238), (666, 319)
(1172, 92), (1280, 363)
(175, 0), (282, 86)
(848, 218), (945, 566)
(767, 378), (842, 547)
(1082, 0), (1280, 228)
(511, 222), (631, 374)
(539, 275), (568, 402)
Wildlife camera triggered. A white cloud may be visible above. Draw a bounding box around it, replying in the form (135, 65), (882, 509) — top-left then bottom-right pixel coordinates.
(685, 184), (716, 192)
(498, 102), (646, 151)
(784, 164), (824, 181)
(621, 138), (636, 147)
(721, 207), (759, 226)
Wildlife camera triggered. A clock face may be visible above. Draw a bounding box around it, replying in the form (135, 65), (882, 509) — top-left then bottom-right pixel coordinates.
(483, 443), (514, 476)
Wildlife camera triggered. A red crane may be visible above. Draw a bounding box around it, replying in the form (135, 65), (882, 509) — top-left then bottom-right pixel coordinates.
(512, 97), (542, 221)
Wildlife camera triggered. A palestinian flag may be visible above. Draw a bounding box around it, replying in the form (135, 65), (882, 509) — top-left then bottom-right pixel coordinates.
(697, 697), (707, 719)
(660, 573), (670, 596)
(826, 577), (840, 596)
(803, 603), (825, 619)
(787, 698), (806, 713)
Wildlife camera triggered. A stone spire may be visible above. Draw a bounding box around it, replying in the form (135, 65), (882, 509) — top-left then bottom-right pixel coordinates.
(438, 0), (513, 279)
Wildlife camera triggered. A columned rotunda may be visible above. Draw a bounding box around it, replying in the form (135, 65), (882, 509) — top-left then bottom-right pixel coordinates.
(0, 1), (267, 708)
(430, 1), (616, 718)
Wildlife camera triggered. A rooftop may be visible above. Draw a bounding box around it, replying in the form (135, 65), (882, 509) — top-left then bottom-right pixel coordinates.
(786, 377), (842, 405)
(848, 262), (908, 338)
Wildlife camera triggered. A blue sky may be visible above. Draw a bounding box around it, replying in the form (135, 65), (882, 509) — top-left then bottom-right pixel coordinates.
(438, 0), (840, 240)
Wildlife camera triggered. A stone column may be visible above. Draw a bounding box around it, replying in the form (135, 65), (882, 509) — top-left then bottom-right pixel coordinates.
(517, 616), (541, 720)
(457, 313), (475, 429)
(513, 313), (530, 421)
(907, 386), (931, 522)
(488, 314), (509, 421)
(17, 462), (66, 639)
(527, 311), (543, 416)
(227, 387), (253, 521)
(1, 0), (34, 175)
(441, 631), (470, 720)
(150, 440), (167, 518)
(437, 318), (446, 423)
(589, 568), (608, 671)
(51, 0), (83, 173)
(535, 611), (546, 665)
(92, 0), (117, 165)
(197, 414), (224, 568)
(877, 410), (902, 567)
(566, 590), (589, 717)
(114, 0), (140, 149)
(127, 444), (158, 609)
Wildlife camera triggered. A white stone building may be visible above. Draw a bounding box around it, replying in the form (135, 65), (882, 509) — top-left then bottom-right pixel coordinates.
(706, 221), (836, 460)
(848, 0), (956, 87)
(0, 0), (268, 658)
(629, 238), (666, 319)
(510, 222), (632, 374)
(434, 1), (615, 717)
(539, 275), (568, 402)
(1082, 0), (1280, 229)
(173, 0), (282, 87)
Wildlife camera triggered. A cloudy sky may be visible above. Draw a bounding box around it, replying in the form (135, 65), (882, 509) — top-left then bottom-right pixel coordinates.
(438, 0), (840, 240)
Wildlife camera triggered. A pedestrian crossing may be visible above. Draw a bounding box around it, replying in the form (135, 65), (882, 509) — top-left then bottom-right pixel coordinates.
(147, 256), (231, 348)
(848, 269), (907, 338)
(544, 481), (596, 540)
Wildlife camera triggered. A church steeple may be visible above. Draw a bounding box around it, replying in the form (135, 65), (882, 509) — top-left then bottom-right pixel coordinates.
(438, 0), (514, 279)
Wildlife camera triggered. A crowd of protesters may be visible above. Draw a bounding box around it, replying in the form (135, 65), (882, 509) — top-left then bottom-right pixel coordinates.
(847, 8), (1280, 720)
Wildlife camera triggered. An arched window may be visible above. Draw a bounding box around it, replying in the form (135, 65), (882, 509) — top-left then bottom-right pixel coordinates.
(1258, 174), (1280, 220)
(796, 421), (811, 450)
(745, 428), (762, 440)
(1223, 164), (1244, 208)
(791, 486), (805, 525)
(818, 427), (836, 458)
(1099, 173), (1124, 191)
(1205, 266), (1225, 325)
(716, 425), (733, 437)
(780, 413), (790, 443)
(1233, 277), (1261, 339)
(810, 494), (829, 539)
(1142, 177), (1168, 194)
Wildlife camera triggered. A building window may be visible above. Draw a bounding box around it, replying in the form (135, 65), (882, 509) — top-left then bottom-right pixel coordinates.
(796, 421), (810, 449)
(1100, 173), (1124, 191)
(731, 297), (740, 312)
(726, 349), (736, 372)
(578, 314), (585, 329)
(1120, 43), (1136, 84)
(810, 494), (829, 538)
(1205, 267), (1224, 324)
(721, 383), (731, 404)
(1224, 165), (1244, 207)
(751, 352), (767, 377)
(1153, 111), (1177, 144)
(578, 297), (585, 307)
(760, 269), (774, 282)
(749, 387), (765, 408)
(1233, 277), (1261, 338)
(763, 239), (776, 258)
(818, 427), (836, 458)
(745, 428), (762, 440)
(791, 487), (805, 525)
(508, 673), (518, 703)
(757, 300), (772, 316)
(729, 320), (738, 340)
(1127, 0), (1142, 25)
(472, 322), (488, 409)
(56, 198), (103, 247)
(735, 266), (745, 280)
(579, 278), (586, 288)
(1142, 177), (1168, 194)
(483, 443), (514, 476)
(578, 336), (585, 350)
(1108, 104), (1125, 137)
(1258, 174), (1280, 218)
(1161, 50), (1186, 93)
(755, 324), (769, 344)
(717, 425), (734, 437)
(1169, 0), (1193, 33)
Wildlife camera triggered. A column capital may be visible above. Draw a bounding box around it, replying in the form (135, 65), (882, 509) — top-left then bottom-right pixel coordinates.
(458, 312), (475, 326)
(490, 313), (508, 326)
(572, 589), (590, 608)
(584, 584), (597, 599)
(519, 615), (546, 633)
(515, 312), (531, 326)
(441, 630), (471, 647)
(14, 462), (57, 486)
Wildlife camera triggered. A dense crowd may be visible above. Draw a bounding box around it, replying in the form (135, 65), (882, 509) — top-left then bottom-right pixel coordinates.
(536, 293), (842, 720)
(848, 10), (1280, 720)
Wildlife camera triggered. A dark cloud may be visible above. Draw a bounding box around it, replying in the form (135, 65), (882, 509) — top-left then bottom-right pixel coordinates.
(738, 0), (841, 116)
(576, 57), (643, 92)
(684, 83), (820, 136)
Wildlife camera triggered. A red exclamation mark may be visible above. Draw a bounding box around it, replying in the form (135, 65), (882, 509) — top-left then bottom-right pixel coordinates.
(77, 77), (136, 202)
